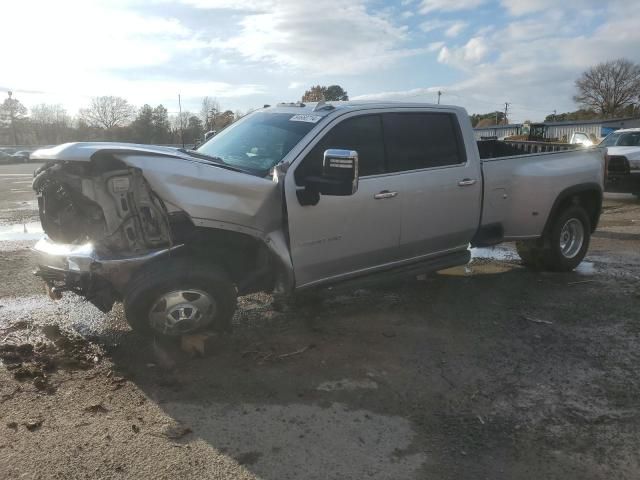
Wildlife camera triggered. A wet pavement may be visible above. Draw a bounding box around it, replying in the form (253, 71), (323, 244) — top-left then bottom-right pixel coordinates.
(1, 160), (640, 479)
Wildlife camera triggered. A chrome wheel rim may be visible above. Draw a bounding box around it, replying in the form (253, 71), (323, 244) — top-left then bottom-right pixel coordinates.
(148, 289), (216, 336)
(559, 218), (584, 259)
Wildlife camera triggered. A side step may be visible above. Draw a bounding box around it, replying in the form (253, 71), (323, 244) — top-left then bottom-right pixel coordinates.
(313, 250), (471, 293)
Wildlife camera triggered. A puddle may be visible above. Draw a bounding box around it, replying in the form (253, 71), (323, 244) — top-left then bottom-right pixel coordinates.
(0, 222), (43, 241)
(575, 261), (596, 275)
(0, 294), (127, 344)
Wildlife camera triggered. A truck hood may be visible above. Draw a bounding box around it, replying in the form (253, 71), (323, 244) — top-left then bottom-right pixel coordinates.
(32, 142), (282, 242)
(31, 142), (193, 163)
(606, 146), (640, 160)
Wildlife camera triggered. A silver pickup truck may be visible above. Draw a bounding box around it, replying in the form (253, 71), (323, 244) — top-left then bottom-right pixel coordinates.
(31, 102), (605, 337)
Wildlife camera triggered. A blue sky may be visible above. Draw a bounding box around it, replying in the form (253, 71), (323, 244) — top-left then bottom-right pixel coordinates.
(2, 0), (639, 122)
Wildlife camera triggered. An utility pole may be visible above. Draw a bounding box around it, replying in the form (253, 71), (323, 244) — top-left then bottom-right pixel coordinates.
(437, 90), (442, 105)
(552, 109), (557, 121)
(178, 94), (185, 148)
(503, 102), (510, 125)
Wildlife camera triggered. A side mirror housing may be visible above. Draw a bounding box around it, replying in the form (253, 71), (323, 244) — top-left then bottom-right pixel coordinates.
(297, 149), (359, 206)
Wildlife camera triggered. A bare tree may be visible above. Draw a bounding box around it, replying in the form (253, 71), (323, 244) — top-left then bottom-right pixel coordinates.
(30, 104), (72, 144)
(0, 91), (28, 144)
(79, 96), (136, 129)
(574, 59), (640, 117)
(200, 96), (220, 131)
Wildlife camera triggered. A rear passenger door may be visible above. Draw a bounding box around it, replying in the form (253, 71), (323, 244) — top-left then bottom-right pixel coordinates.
(382, 111), (482, 259)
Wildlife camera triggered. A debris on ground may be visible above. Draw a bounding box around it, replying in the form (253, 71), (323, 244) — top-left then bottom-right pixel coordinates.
(23, 419), (43, 432)
(180, 332), (219, 357)
(161, 421), (193, 440)
(84, 403), (109, 414)
(521, 314), (554, 325)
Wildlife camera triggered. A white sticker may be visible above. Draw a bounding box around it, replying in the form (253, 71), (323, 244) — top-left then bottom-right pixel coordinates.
(289, 114), (322, 123)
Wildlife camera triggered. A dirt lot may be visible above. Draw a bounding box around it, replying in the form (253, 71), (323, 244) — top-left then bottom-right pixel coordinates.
(1, 162), (639, 479)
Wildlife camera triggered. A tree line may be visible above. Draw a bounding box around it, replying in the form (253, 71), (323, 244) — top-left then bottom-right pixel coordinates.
(0, 94), (242, 147)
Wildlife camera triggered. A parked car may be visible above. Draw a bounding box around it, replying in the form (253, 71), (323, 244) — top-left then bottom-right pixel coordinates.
(599, 128), (640, 196)
(30, 102), (605, 338)
(11, 150), (32, 162)
(569, 132), (595, 147)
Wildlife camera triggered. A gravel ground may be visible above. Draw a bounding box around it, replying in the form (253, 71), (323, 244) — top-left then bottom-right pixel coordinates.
(1, 163), (639, 479)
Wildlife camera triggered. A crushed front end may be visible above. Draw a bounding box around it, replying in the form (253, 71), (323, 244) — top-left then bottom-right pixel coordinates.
(32, 157), (176, 311)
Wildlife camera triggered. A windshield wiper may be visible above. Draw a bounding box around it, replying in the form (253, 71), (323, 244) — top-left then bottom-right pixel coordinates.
(176, 149), (248, 173)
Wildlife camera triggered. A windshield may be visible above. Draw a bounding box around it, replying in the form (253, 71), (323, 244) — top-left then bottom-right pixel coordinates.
(600, 131), (640, 147)
(196, 112), (318, 175)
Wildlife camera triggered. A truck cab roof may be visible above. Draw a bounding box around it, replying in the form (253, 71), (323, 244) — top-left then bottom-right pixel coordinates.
(266, 101), (468, 117)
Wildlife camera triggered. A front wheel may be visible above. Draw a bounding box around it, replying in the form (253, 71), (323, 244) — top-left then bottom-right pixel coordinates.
(517, 205), (591, 272)
(124, 259), (237, 337)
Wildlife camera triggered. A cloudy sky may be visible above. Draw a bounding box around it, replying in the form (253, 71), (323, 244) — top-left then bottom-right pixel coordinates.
(2, 0), (639, 122)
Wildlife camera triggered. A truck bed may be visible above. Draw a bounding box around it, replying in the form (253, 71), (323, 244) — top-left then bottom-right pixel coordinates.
(478, 144), (605, 240)
(477, 139), (578, 159)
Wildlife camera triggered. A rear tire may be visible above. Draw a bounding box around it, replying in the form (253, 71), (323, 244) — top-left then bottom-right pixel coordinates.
(124, 258), (237, 337)
(517, 205), (591, 272)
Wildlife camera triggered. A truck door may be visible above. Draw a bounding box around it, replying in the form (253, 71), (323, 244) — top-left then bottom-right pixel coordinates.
(284, 114), (403, 288)
(381, 111), (482, 258)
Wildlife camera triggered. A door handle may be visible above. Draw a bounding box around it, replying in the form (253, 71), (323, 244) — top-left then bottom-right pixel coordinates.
(458, 178), (477, 187)
(374, 190), (398, 200)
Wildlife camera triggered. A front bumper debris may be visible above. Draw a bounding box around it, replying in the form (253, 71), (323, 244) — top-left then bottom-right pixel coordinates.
(32, 237), (182, 311)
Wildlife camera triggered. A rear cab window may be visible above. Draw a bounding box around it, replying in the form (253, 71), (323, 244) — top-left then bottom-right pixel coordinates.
(382, 112), (466, 172)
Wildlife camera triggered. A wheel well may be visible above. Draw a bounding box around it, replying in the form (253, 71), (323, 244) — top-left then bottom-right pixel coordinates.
(142, 215), (280, 295)
(186, 227), (277, 294)
(545, 185), (602, 234)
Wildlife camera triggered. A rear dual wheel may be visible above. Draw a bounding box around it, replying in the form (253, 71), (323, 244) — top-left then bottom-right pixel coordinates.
(516, 205), (591, 272)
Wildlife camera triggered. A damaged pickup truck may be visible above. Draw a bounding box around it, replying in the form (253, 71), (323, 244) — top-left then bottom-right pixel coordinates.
(31, 102), (606, 337)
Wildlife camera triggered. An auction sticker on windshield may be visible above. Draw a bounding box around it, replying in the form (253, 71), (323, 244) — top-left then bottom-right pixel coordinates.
(289, 114), (323, 123)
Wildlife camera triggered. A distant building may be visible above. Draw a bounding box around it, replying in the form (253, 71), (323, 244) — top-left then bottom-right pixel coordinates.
(473, 117), (640, 142)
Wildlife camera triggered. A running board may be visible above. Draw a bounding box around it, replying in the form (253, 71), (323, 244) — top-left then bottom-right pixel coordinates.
(312, 250), (471, 293)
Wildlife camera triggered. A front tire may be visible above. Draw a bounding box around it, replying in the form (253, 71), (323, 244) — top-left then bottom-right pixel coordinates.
(124, 258), (237, 337)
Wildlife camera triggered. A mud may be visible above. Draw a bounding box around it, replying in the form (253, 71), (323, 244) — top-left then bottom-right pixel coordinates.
(1, 161), (639, 479)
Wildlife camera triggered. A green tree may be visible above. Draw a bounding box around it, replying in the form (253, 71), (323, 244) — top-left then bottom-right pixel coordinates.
(151, 105), (171, 143)
(214, 110), (235, 131)
(301, 85), (349, 102)
(131, 104), (154, 143)
(185, 115), (204, 144)
(324, 85), (349, 101)
(470, 111), (507, 127)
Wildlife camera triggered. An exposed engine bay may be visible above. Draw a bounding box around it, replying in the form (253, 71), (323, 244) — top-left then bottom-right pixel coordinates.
(33, 157), (171, 253)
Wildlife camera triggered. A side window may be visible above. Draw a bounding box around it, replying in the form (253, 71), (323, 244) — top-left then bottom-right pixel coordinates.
(383, 113), (466, 172)
(295, 114), (385, 184)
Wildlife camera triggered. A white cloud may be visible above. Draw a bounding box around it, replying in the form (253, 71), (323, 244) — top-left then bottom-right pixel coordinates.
(352, 87), (443, 102)
(437, 37), (489, 67)
(288, 82), (304, 89)
(421, 19), (467, 37)
(418, 0), (485, 14)
(209, 0), (420, 75)
(445, 22), (468, 38)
